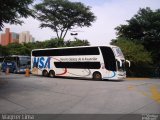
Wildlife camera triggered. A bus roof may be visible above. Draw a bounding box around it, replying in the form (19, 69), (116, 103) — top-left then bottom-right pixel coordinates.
(31, 45), (119, 52)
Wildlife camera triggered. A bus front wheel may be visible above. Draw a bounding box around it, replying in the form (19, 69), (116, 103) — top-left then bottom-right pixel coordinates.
(42, 70), (48, 77)
(49, 70), (55, 78)
(93, 72), (102, 80)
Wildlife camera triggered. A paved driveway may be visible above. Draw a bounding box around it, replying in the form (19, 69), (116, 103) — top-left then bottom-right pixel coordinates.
(0, 73), (160, 115)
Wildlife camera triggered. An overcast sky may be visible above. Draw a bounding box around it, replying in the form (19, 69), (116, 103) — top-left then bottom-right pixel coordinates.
(1, 0), (160, 45)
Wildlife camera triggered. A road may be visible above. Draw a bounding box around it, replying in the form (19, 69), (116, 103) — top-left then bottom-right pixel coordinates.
(0, 73), (160, 119)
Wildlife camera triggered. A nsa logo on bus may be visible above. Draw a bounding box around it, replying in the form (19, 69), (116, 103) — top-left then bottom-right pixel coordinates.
(33, 57), (50, 69)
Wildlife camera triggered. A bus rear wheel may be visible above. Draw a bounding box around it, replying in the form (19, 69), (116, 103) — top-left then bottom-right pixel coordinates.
(49, 70), (55, 78)
(93, 72), (102, 80)
(42, 70), (48, 77)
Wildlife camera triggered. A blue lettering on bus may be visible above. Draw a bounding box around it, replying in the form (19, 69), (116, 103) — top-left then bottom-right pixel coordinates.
(44, 57), (50, 68)
(33, 57), (39, 67)
(33, 57), (50, 69)
(39, 57), (45, 69)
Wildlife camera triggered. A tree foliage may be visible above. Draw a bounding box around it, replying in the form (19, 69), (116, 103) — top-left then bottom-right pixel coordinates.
(111, 37), (152, 64)
(44, 38), (65, 48)
(111, 37), (153, 77)
(115, 7), (160, 64)
(0, 38), (90, 56)
(34, 0), (96, 39)
(0, 45), (8, 56)
(65, 38), (90, 47)
(0, 0), (34, 30)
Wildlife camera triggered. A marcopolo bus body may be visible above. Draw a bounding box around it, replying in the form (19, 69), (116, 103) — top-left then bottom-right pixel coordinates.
(31, 46), (130, 80)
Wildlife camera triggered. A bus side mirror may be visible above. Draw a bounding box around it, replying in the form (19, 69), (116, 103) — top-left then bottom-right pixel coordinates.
(126, 60), (130, 67)
(117, 58), (122, 67)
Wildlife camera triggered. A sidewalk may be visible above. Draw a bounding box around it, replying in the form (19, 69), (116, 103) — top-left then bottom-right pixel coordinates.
(126, 77), (150, 80)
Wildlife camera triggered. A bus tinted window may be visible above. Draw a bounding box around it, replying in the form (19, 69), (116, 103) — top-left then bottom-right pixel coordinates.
(32, 47), (100, 56)
(0, 57), (4, 62)
(19, 57), (30, 66)
(100, 47), (116, 71)
(54, 62), (101, 69)
(5, 57), (17, 61)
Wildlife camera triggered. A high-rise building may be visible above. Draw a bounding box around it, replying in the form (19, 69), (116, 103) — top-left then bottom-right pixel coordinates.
(0, 28), (19, 46)
(19, 32), (26, 43)
(11, 32), (19, 43)
(19, 31), (34, 44)
(0, 28), (34, 46)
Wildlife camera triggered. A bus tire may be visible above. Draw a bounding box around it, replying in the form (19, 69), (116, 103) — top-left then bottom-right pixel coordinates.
(93, 72), (102, 80)
(49, 70), (55, 78)
(42, 70), (48, 77)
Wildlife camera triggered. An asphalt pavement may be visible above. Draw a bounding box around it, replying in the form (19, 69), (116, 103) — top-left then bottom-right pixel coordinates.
(0, 73), (160, 119)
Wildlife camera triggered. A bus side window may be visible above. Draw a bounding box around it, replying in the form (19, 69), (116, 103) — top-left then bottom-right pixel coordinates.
(32, 47), (100, 57)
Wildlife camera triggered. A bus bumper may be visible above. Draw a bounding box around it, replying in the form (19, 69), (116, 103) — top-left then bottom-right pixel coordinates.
(102, 71), (126, 80)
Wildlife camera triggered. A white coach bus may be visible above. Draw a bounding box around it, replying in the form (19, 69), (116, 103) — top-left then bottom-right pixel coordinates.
(31, 46), (130, 80)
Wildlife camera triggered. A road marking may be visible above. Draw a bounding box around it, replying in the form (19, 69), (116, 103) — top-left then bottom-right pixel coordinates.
(128, 85), (160, 103)
(127, 85), (135, 90)
(150, 86), (160, 103)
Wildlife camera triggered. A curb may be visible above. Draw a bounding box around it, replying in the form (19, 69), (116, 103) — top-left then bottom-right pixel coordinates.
(126, 78), (150, 80)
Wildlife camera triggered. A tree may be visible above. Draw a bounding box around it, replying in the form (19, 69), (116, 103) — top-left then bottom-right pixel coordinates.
(111, 37), (153, 77)
(7, 43), (30, 55)
(0, 45), (9, 56)
(111, 38), (152, 63)
(0, 0), (34, 30)
(34, 0), (96, 39)
(44, 38), (65, 48)
(65, 38), (90, 47)
(115, 7), (160, 64)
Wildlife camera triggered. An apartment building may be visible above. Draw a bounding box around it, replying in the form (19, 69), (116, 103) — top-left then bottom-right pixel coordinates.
(0, 28), (34, 46)
(19, 31), (35, 44)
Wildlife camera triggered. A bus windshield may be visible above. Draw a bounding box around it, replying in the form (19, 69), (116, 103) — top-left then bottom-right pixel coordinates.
(19, 57), (30, 66)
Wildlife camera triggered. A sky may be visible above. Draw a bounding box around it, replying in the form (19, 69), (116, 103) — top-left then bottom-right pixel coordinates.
(1, 0), (160, 45)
